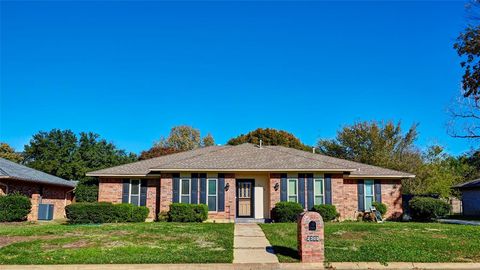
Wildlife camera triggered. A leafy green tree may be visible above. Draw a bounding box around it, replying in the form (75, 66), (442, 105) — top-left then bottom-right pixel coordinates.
(227, 128), (310, 151)
(0, 143), (23, 163)
(139, 145), (179, 160)
(317, 121), (422, 173)
(202, 133), (215, 147)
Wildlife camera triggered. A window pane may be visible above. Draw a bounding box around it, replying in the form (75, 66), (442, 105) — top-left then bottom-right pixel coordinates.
(365, 180), (374, 195)
(288, 196), (297, 203)
(365, 196), (374, 210)
(288, 180), (297, 195)
(208, 196), (216, 211)
(181, 195), (190, 204)
(130, 195), (139, 206)
(181, 179), (190, 195)
(314, 179), (323, 195)
(315, 195), (323, 205)
(208, 180), (217, 195)
(131, 180), (140, 195)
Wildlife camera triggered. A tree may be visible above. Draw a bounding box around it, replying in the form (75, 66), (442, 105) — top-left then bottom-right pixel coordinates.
(0, 143), (23, 163)
(139, 145), (179, 160)
(317, 121), (422, 173)
(202, 133), (215, 147)
(227, 128), (310, 151)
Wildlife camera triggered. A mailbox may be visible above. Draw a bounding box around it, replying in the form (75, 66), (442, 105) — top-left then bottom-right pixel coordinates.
(297, 211), (324, 263)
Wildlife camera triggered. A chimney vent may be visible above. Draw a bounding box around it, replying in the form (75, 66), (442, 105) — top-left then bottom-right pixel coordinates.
(259, 139), (263, 148)
(312, 147), (316, 154)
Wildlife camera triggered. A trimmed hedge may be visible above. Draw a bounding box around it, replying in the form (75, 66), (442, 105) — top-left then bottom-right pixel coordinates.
(168, 203), (208, 222)
(409, 197), (451, 221)
(372, 202), (388, 217)
(65, 202), (149, 224)
(271, 201), (304, 222)
(311, 204), (338, 221)
(0, 192), (32, 222)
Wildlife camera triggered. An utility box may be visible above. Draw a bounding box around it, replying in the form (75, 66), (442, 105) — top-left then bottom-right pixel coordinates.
(297, 211), (324, 263)
(38, 204), (54, 220)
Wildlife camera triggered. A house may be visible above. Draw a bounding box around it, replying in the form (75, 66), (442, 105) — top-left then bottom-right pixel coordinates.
(0, 158), (76, 221)
(87, 143), (414, 222)
(453, 178), (480, 216)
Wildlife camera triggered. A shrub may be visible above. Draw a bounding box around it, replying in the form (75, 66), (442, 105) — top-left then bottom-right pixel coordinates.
(311, 204), (338, 221)
(74, 184), (98, 203)
(271, 201), (304, 222)
(66, 202), (149, 224)
(372, 202), (388, 217)
(0, 192), (32, 222)
(168, 203), (208, 222)
(409, 197), (451, 221)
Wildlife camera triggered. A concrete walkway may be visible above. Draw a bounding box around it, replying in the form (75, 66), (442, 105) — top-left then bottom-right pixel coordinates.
(233, 223), (279, 264)
(437, 219), (480, 226)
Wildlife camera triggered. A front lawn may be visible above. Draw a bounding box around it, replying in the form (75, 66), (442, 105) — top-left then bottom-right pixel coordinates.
(0, 222), (234, 264)
(260, 222), (480, 263)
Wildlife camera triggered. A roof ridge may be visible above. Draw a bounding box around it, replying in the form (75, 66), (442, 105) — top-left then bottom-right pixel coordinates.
(153, 145), (233, 168)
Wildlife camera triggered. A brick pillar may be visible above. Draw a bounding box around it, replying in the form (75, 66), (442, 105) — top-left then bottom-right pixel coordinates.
(297, 211), (324, 263)
(159, 174), (173, 213)
(146, 178), (160, 221)
(225, 174), (236, 221)
(269, 173), (281, 215)
(29, 193), (40, 221)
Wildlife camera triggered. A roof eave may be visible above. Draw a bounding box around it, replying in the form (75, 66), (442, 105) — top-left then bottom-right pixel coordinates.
(2, 176), (77, 188)
(148, 168), (356, 172)
(346, 174), (415, 179)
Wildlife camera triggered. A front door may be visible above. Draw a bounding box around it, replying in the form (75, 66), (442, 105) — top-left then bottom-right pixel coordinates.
(236, 179), (254, 218)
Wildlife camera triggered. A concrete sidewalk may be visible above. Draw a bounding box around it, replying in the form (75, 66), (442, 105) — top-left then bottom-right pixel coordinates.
(1, 262), (480, 270)
(233, 223), (279, 263)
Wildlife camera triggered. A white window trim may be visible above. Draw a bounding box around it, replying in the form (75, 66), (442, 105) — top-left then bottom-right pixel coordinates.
(128, 179), (141, 206)
(287, 178), (298, 203)
(179, 178), (191, 204)
(364, 179), (375, 211)
(313, 176), (325, 205)
(207, 178), (218, 212)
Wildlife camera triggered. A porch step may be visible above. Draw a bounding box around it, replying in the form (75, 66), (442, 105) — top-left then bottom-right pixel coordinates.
(235, 218), (267, 223)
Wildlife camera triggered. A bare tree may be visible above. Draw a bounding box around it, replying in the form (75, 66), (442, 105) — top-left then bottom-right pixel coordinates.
(447, 93), (480, 138)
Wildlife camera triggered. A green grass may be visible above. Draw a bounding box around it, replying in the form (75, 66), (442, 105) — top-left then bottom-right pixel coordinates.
(0, 222), (234, 264)
(260, 222), (480, 263)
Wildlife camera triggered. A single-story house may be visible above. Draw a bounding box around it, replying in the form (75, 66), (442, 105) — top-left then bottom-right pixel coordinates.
(87, 143), (414, 222)
(453, 178), (480, 216)
(0, 158), (77, 221)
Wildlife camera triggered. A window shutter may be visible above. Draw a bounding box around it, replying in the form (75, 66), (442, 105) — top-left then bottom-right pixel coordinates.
(172, 173), (180, 203)
(140, 179), (148, 206)
(307, 173), (314, 210)
(358, 180), (365, 211)
(191, 173), (199, 204)
(200, 173), (207, 204)
(280, 173), (287, 201)
(374, 180), (382, 203)
(325, 174), (332, 205)
(122, 179), (130, 203)
(298, 173), (306, 208)
(218, 174), (225, 212)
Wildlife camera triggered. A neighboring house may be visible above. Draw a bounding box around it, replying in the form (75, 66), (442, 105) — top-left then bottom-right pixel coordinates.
(87, 143), (414, 222)
(453, 179), (480, 216)
(0, 158), (76, 221)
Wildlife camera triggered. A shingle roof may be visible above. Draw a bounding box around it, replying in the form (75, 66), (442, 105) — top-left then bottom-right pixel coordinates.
(453, 178), (480, 189)
(87, 143), (414, 178)
(0, 158), (77, 188)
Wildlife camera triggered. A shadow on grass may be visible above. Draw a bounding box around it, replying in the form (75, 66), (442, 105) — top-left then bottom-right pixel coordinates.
(270, 245), (300, 260)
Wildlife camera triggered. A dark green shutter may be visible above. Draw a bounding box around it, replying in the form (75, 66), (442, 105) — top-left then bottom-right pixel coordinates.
(200, 173), (207, 204)
(307, 173), (314, 209)
(374, 180), (382, 203)
(122, 179), (130, 203)
(218, 174), (225, 212)
(298, 173), (306, 208)
(172, 173), (180, 203)
(358, 180), (365, 211)
(140, 179), (147, 206)
(280, 173), (287, 201)
(325, 174), (332, 205)
(191, 173), (199, 204)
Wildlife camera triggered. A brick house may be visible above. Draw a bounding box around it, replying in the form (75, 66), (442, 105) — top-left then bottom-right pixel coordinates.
(87, 143), (414, 222)
(0, 158), (76, 221)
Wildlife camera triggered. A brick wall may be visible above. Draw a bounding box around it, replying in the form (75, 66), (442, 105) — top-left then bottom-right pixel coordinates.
(98, 178), (123, 203)
(2, 179), (74, 221)
(207, 173), (235, 221)
(159, 174), (173, 214)
(381, 179), (403, 219)
(269, 173), (281, 214)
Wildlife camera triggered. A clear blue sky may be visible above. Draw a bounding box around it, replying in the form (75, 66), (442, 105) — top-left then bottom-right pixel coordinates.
(0, 1), (477, 156)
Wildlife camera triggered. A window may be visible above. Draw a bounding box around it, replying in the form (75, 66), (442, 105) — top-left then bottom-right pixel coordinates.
(364, 180), (375, 210)
(287, 178), (298, 203)
(314, 177), (324, 205)
(129, 179), (140, 206)
(180, 178), (191, 204)
(207, 179), (217, 211)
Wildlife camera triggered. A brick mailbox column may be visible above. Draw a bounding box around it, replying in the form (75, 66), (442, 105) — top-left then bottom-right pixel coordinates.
(297, 211), (324, 263)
